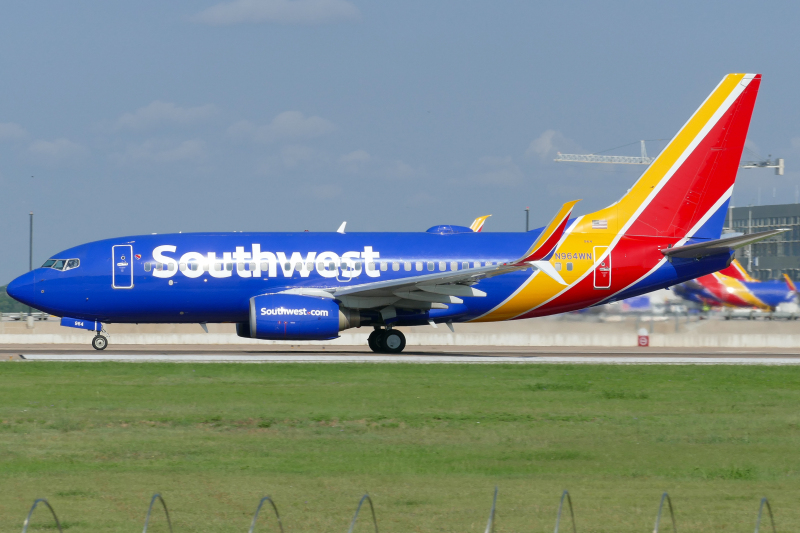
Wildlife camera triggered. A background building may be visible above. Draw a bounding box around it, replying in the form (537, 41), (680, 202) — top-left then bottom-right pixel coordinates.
(728, 203), (800, 280)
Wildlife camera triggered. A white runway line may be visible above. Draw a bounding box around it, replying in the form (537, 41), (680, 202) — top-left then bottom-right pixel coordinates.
(17, 353), (800, 364)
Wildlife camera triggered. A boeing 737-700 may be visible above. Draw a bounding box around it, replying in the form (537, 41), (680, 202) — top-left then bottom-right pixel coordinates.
(7, 73), (785, 352)
(673, 258), (796, 311)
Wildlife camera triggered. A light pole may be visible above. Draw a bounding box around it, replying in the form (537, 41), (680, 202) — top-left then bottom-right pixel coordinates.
(525, 207), (529, 232)
(28, 211), (33, 317)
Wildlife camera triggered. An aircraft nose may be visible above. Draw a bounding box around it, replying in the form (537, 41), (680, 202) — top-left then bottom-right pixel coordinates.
(6, 271), (36, 307)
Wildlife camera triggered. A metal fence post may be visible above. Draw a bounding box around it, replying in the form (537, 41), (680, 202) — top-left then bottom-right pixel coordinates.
(347, 494), (378, 533)
(249, 496), (284, 533)
(142, 493), (173, 533)
(484, 487), (498, 533)
(653, 492), (677, 533)
(553, 490), (576, 533)
(21, 499), (62, 533)
(754, 497), (776, 533)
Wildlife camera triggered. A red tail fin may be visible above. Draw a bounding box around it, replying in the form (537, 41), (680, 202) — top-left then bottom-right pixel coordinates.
(617, 74), (761, 240)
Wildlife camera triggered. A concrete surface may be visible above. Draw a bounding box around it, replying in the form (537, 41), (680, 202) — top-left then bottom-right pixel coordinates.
(2, 315), (800, 347)
(3, 344), (800, 364)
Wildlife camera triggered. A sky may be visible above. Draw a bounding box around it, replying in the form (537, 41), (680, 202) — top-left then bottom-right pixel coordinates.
(1, 0), (799, 284)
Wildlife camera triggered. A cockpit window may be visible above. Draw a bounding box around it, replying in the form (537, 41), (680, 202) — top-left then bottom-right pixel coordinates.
(42, 258), (80, 271)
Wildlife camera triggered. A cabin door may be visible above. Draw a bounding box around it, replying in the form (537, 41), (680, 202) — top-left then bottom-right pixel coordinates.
(593, 246), (611, 289)
(112, 245), (134, 289)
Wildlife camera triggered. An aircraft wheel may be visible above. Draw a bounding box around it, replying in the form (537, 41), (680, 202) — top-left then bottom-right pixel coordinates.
(380, 329), (406, 354)
(368, 330), (383, 353)
(92, 335), (108, 351)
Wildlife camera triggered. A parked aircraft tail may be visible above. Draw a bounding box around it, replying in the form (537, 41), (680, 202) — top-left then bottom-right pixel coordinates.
(719, 258), (756, 282)
(784, 273), (797, 293)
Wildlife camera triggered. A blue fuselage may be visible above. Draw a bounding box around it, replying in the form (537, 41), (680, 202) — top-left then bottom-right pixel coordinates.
(8, 230), (731, 327)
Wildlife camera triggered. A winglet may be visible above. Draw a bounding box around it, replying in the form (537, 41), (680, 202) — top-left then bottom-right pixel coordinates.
(469, 215), (492, 232)
(337, 221), (347, 234)
(515, 200), (580, 263)
(784, 274), (797, 293)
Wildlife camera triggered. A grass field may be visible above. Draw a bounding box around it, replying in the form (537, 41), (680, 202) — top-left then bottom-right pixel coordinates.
(1, 362), (799, 532)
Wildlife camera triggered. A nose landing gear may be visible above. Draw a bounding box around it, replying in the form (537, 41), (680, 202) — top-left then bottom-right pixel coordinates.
(367, 328), (406, 354)
(91, 334), (108, 351)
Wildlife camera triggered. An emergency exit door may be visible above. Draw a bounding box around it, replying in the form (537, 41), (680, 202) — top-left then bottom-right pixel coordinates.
(593, 246), (611, 289)
(112, 245), (134, 289)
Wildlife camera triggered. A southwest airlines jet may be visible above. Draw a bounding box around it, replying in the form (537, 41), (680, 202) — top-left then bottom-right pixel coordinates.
(6, 74), (785, 352)
(673, 258), (797, 310)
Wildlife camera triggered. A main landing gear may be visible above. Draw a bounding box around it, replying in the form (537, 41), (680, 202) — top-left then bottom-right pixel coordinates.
(368, 328), (406, 354)
(91, 334), (108, 351)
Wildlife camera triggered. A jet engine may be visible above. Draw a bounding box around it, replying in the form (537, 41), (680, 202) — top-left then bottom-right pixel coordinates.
(236, 294), (360, 340)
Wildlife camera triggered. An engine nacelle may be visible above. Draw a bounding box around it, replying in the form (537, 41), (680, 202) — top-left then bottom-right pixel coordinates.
(238, 294), (360, 341)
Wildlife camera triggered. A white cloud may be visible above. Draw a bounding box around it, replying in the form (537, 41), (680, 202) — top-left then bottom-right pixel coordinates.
(383, 160), (417, 179)
(116, 101), (218, 130)
(525, 129), (581, 161)
(310, 183), (342, 199)
(229, 111), (335, 144)
(0, 122), (28, 141)
(28, 139), (88, 164)
(340, 149), (370, 164)
(471, 156), (523, 186)
(339, 149), (370, 172)
(281, 144), (316, 168)
(227, 120), (258, 138)
(115, 139), (206, 163)
(194, 0), (360, 26)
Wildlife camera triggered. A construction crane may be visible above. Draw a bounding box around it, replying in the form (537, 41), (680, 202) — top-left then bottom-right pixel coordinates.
(741, 156), (784, 175)
(555, 140), (654, 165)
(555, 140), (784, 175)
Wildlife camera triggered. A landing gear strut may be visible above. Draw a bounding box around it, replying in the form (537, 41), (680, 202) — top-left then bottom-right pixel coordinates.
(368, 328), (406, 354)
(92, 334), (108, 351)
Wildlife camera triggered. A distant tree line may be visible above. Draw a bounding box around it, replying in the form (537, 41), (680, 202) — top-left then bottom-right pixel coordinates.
(0, 285), (38, 313)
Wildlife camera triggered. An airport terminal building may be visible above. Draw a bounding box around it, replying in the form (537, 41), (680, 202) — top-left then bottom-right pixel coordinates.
(729, 203), (800, 280)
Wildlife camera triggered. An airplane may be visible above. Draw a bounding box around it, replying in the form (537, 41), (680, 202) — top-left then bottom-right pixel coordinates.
(672, 258), (797, 311)
(7, 73), (786, 353)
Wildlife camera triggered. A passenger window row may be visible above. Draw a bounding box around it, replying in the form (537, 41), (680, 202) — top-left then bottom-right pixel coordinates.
(382, 260), (495, 272)
(143, 259), (500, 274)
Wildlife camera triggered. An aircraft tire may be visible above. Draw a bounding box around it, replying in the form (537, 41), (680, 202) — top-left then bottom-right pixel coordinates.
(368, 330), (382, 353)
(380, 330), (406, 354)
(92, 335), (108, 351)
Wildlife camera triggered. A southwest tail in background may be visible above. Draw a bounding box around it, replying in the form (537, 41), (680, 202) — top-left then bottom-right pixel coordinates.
(719, 258), (756, 281)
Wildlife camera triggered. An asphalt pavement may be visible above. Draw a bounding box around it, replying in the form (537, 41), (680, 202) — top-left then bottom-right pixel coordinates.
(3, 344), (800, 364)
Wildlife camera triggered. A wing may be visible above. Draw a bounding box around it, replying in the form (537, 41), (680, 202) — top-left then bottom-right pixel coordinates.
(330, 261), (531, 311)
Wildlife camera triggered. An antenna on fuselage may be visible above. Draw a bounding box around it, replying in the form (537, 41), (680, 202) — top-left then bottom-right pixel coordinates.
(337, 221), (347, 234)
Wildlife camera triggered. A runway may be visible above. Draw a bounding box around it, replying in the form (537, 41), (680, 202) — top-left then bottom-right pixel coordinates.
(3, 345), (800, 364)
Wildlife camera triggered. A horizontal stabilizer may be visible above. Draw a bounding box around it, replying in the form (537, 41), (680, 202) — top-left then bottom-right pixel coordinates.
(661, 229), (788, 259)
